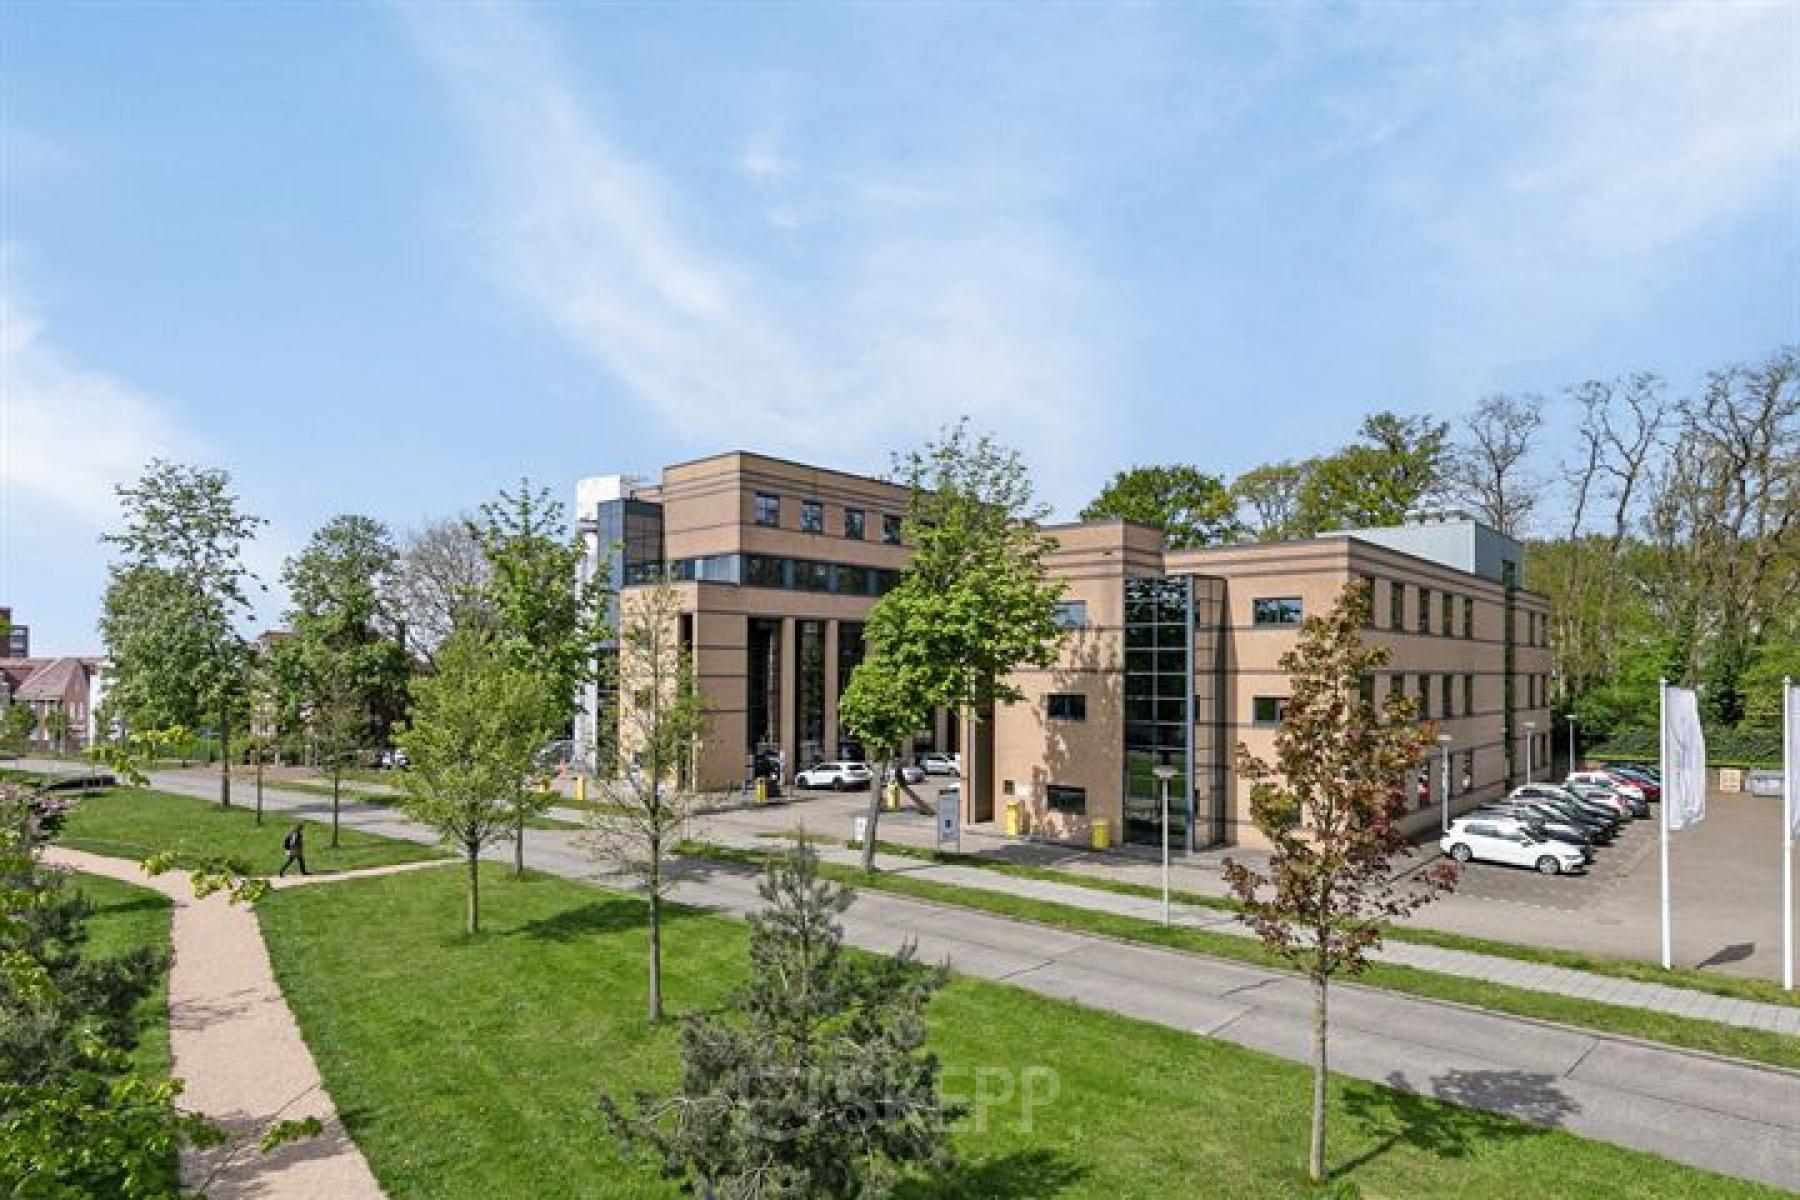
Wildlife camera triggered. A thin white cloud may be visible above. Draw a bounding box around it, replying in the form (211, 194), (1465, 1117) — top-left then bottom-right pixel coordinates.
(0, 269), (188, 530)
(401, 3), (1115, 512)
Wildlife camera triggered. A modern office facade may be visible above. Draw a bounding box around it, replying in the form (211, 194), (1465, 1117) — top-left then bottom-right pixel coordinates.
(580, 453), (1554, 851)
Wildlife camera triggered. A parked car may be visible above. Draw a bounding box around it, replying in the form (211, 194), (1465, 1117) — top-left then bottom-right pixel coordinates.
(1593, 766), (1661, 802)
(1563, 778), (1645, 819)
(794, 761), (874, 791)
(1441, 817), (1588, 875)
(1472, 801), (1602, 852)
(379, 748), (410, 769)
(1516, 783), (1626, 827)
(1568, 769), (1649, 805)
(884, 763), (926, 785)
(917, 752), (961, 776)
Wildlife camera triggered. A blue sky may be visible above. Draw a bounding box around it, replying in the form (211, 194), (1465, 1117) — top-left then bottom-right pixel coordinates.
(2, 1), (1796, 655)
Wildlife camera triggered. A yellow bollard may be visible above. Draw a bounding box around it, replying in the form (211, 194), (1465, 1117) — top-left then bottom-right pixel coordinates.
(1003, 799), (1022, 837)
(885, 782), (900, 810)
(574, 775), (587, 805)
(755, 777), (769, 805)
(1090, 818), (1112, 851)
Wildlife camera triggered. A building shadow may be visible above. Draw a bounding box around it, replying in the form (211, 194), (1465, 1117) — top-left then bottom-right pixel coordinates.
(894, 1147), (1089, 1199)
(1336, 1068), (1579, 1176)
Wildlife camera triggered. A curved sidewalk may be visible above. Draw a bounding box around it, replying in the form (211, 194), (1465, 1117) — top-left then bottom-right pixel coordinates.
(49, 847), (442, 1200)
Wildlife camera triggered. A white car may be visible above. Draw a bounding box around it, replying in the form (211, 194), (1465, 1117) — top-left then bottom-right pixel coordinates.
(794, 761), (874, 791)
(885, 763), (926, 785)
(1441, 816), (1587, 875)
(918, 752), (961, 776)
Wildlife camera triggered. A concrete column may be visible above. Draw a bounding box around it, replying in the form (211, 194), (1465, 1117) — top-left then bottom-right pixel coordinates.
(779, 616), (797, 779)
(822, 620), (841, 760)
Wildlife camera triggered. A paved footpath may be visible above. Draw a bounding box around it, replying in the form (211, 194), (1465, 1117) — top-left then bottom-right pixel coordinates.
(48, 845), (447, 1200)
(37, 763), (1800, 1192)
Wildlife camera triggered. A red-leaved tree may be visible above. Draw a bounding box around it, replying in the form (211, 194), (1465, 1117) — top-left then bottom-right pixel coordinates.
(1222, 579), (1458, 1182)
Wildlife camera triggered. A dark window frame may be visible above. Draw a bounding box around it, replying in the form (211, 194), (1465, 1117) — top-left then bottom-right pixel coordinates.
(800, 499), (824, 534)
(753, 492), (781, 527)
(1045, 785), (1087, 815)
(1046, 693), (1087, 721)
(1252, 696), (1287, 726)
(1053, 600), (1088, 629)
(1251, 596), (1303, 627)
(844, 508), (865, 540)
(881, 514), (904, 545)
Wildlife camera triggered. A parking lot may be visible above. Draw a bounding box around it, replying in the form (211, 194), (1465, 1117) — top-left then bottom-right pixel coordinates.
(1435, 807), (1661, 912)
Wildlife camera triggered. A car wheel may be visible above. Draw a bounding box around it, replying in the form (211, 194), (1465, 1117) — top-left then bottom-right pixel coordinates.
(1536, 855), (1561, 876)
(834, 778), (846, 791)
(1449, 844), (1472, 863)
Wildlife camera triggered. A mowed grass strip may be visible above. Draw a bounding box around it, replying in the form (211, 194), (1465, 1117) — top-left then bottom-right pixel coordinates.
(689, 841), (1800, 1073)
(57, 786), (446, 875)
(838, 837), (1800, 1011)
(70, 871), (173, 1078)
(257, 865), (1778, 1200)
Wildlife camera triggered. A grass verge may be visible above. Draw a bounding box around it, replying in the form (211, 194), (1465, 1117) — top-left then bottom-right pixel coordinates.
(257, 864), (1776, 1199)
(70, 871), (173, 1078)
(827, 836), (1800, 1011)
(57, 786), (445, 876)
(689, 840), (1800, 1073)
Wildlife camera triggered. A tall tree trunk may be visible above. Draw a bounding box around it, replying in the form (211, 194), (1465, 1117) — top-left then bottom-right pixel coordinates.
(219, 716), (232, 808)
(466, 846), (481, 935)
(648, 853), (664, 1023)
(514, 810), (525, 875)
(859, 753), (890, 872)
(1309, 975), (1329, 1182)
(255, 750), (264, 826)
(331, 775), (342, 847)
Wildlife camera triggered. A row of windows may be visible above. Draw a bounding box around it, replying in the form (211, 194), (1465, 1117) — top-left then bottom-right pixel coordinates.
(628, 553), (901, 597)
(1522, 611), (1549, 647)
(1255, 670), (1550, 726)
(1252, 596), (1303, 627)
(754, 492), (903, 544)
(1371, 578), (1478, 639)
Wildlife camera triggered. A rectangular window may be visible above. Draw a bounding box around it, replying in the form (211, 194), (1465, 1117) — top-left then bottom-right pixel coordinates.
(1356, 576), (1376, 627)
(1417, 674), (1432, 716)
(837, 564), (872, 595)
(744, 555), (785, 588)
(1417, 587), (1431, 633)
(882, 514), (903, 545)
(1046, 785), (1087, 815)
(1053, 600), (1088, 629)
(1463, 596), (1474, 639)
(1442, 591), (1453, 635)
(800, 500), (824, 533)
(1441, 674), (1454, 718)
(794, 560), (834, 592)
(844, 508), (865, 540)
(1464, 673), (1475, 715)
(753, 492), (781, 527)
(1389, 673), (1404, 706)
(1390, 581), (1405, 631)
(1046, 693), (1087, 721)
(1252, 696), (1287, 726)
(1252, 597), (1303, 627)
(1358, 674), (1376, 706)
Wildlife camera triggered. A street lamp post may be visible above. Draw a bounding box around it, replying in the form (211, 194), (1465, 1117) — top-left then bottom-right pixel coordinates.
(1523, 720), (1538, 783)
(1152, 763), (1178, 927)
(1437, 733), (1455, 833)
(1567, 716), (1578, 776)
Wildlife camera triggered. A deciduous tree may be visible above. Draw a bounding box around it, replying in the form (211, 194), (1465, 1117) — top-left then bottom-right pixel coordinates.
(395, 630), (557, 934)
(1295, 412), (1448, 534)
(1080, 464), (1245, 548)
(1445, 393), (1544, 536)
(1222, 581), (1456, 1182)
(100, 461), (263, 807)
(586, 573), (707, 1022)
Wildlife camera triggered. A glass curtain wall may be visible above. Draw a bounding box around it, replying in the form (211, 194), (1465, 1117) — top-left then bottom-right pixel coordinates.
(797, 620), (826, 767)
(747, 618), (782, 772)
(836, 622), (865, 759)
(1123, 576), (1193, 848)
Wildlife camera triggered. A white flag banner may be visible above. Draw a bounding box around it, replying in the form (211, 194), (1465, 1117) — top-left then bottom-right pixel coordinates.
(1785, 681), (1800, 838)
(1663, 685), (1708, 832)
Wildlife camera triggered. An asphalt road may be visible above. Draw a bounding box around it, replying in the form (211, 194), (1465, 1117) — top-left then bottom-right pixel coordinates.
(36, 761), (1800, 1193)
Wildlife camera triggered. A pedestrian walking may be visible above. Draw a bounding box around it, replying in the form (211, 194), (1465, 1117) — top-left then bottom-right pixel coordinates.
(279, 823), (309, 876)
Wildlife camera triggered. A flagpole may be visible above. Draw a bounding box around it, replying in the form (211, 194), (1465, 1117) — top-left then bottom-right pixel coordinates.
(1660, 677), (1672, 971)
(1784, 676), (1793, 992)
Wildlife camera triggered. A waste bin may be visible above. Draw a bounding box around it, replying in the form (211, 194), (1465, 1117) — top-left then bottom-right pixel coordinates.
(1090, 818), (1112, 850)
(755, 777), (769, 804)
(1003, 799), (1023, 836)
(885, 782), (901, 810)
(574, 775), (587, 805)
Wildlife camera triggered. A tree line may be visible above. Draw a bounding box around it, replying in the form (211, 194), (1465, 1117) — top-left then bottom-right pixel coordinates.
(1083, 346), (1800, 744)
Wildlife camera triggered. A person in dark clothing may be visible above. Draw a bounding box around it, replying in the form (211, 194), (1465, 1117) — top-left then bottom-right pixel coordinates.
(279, 824), (308, 877)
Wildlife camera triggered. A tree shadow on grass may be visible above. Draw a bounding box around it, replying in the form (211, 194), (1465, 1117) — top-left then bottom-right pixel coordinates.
(893, 1147), (1089, 1200)
(499, 898), (701, 944)
(1337, 1069), (1580, 1178)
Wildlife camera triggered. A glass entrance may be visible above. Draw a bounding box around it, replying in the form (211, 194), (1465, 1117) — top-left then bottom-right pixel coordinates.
(1123, 576), (1192, 848)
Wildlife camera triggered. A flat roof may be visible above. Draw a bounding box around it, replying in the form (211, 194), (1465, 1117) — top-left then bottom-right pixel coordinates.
(661, 449), (903, 491)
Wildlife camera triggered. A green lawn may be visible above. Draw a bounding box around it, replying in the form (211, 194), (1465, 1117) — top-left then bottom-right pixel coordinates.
(691, 841), (1800, 1073)
(57, 786), (446, 875)
(70, 871), (173, 1079)
(257, 865), (1776, 1199)
(839, 836), (1800, 1011)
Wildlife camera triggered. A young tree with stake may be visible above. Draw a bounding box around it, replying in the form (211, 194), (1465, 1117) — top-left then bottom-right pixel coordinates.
(1221, 580), (1457, 1183)
(586, 574), (706, 1022)
(395, 631), (557, 934)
